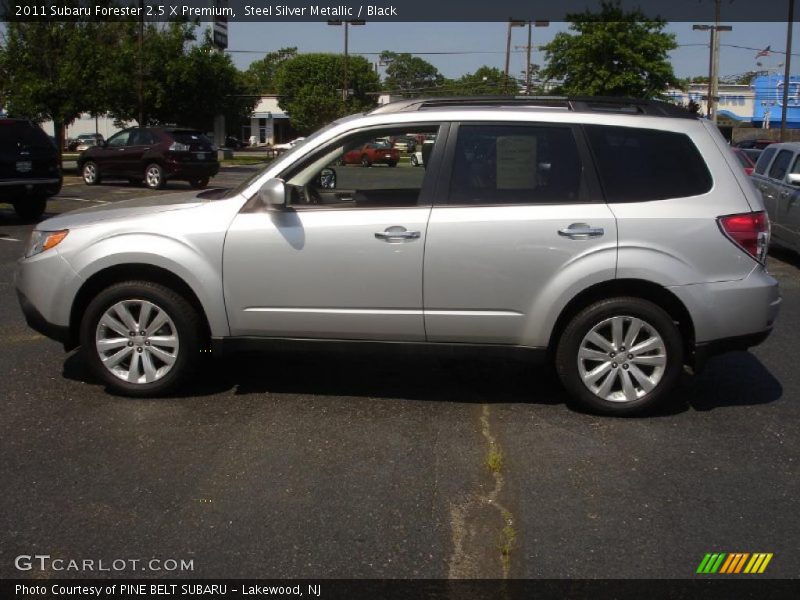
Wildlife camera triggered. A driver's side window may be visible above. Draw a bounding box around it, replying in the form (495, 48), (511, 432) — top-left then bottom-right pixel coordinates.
(282, 125), (441, 209)
(107, 131), (131, 147)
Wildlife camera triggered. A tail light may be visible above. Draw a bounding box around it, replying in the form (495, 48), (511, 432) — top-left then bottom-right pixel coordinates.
(744, 167), (754, 176)
(717, 211), (769, 263)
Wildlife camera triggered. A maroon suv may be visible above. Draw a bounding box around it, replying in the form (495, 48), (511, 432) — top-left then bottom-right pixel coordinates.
(78, 127), (219, 190)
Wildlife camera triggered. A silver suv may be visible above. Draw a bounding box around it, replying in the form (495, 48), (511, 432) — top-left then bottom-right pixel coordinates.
(15, 97), (781, 415)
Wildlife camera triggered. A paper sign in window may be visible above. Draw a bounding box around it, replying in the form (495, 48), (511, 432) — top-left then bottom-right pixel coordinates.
(496, 136), (538, 189)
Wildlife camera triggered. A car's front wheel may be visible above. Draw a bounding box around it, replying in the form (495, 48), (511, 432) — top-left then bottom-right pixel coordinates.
(361, 156), (371, 167)
(80, 281), (202, 397)
(144, 163), (166, 189)
(555, 297), (683, 415)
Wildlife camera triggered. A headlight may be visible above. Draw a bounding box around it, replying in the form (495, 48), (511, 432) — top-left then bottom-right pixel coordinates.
(26, 230), (69, 258)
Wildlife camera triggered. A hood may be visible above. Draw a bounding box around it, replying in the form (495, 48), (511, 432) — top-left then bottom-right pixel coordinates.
(39, 191), (204, 230)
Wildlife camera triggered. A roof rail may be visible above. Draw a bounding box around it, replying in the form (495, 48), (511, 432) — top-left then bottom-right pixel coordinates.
(369, 96), (697, 119)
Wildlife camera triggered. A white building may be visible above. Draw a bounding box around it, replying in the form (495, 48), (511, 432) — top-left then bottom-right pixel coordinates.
(245, 95), (294, 146)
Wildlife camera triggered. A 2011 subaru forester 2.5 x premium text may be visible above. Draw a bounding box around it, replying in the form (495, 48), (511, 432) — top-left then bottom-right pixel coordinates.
(16, 97), (781, 415)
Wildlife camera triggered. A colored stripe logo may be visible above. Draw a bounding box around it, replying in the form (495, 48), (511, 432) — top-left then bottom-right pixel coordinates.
(696, 553), (773, 574)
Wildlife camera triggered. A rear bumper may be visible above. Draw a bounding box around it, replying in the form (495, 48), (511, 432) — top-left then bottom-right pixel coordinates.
(693, 329), (772, 370)
(164, 160), (219, 179)
(0, 176), (62, 197)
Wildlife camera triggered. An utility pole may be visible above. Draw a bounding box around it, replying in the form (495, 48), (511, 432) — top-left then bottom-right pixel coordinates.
(693, 3), (732, 124)
(781, 0), (795, 140)
(138, 0), (144, 127)
(514, 21), (549, 95)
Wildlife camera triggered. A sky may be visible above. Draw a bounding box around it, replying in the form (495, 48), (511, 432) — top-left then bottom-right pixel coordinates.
(226, 21), (800, 83)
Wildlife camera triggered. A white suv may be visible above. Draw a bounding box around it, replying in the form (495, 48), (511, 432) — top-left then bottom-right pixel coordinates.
(16, 97), (781, 414)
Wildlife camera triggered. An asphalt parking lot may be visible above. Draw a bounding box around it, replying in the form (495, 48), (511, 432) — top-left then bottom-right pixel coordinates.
(1, 165), (799, 580)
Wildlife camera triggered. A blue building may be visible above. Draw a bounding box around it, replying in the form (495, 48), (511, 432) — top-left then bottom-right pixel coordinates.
(751, 73), (800, 129)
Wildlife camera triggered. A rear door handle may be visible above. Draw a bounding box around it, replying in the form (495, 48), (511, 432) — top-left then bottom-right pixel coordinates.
(375, 226), (421, 241)
(558, 223), (604, 239)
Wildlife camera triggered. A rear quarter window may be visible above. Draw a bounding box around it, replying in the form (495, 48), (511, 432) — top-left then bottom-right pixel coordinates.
(767, 149), (793, 181)
(0, 120), (53, 153)
(584, 125), (712, 202)
(755, 147), (777, 175)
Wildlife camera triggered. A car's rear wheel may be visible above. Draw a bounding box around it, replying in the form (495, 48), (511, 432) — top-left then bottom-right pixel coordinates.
(361, 156), (371, 167)
(388, 161), (397, 167)
(144, 163), (166, 189)
(411, 155), (419, 166)
(80, 281), (202, 397)
(12, 196), (47, 221)
(82, 161), (101, 185)
(189, 177), (209, 189)
(555, 297), (683, 416)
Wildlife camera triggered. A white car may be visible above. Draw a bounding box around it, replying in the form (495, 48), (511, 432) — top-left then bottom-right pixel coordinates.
(411, 140), (435, 166)
(273, 137), (306, 151)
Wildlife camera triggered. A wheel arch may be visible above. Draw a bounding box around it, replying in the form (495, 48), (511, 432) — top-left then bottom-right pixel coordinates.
(67, 264), (211, 351)
(547, 279), (696, 363)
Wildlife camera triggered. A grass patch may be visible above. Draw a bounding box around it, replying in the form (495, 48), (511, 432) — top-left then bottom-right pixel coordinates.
(486, 448), (504, 473)
(499, 509), (517, 575)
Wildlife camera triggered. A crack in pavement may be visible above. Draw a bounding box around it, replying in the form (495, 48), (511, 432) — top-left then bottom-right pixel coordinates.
(447, 404), (516, 578)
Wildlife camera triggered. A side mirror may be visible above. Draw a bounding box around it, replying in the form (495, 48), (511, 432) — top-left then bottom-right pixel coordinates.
(787, 173), (800, 186)
(318, 167), (336, 190)
(258, 178), (287, 209)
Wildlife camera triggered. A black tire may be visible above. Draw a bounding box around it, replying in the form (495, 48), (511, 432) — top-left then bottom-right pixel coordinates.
(144, 163), (166, 189)
(555, 297), (683, 416)
(361, 155), (371, 167)
(189, 177), (209, 189)
(12, 196), (47, 222)
(80, 280), (203, 397)
(411, 155), (419, 167)
(82, 161), (101, 185)
(388, 161), (397, 167)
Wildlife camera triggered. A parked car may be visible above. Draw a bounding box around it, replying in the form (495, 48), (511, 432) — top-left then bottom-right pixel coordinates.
(750, 142), (800, 255)
(68, 133), (104, 152)
(342, 140), (399, 167)
(224, 136), (242, 149)
(732, 147), (756, 175)
(411, 139), (435, 167)
(273, 137), (306, 152)
(16, 97), (779, 415)
(742, 148), (763, 165)
(735, 139), (774, 150)
(1, 118), (62, 220)
(77, 127), (219, 190)
(391, 136), (417, 153)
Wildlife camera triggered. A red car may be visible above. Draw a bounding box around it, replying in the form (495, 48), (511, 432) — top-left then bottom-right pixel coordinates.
(343, 141), (399, 167)
(732, 147), (755, 176)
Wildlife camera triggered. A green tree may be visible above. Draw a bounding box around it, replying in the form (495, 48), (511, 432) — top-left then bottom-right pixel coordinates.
(0, 20), (94, 153)
(541, 1), (679, 98)
(451, 66), (515, 96)
(244, 47), (297, 94)
(379, 51), (444, 96)
(275, 53), (380, 134)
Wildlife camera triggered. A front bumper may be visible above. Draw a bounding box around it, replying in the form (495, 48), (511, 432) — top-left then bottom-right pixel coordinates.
(17, 289), (71, 345)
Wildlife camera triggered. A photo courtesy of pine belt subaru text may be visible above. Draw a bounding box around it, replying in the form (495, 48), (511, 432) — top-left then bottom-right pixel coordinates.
(15, 97), (781, 415)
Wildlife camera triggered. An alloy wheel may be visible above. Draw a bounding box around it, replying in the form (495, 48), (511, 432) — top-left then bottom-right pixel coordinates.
(577, 315), (667, 403)
(95, 299), (179, 384)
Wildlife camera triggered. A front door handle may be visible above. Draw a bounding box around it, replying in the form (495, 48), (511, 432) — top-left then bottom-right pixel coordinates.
(558, 223), (604, 240)
(375, 226), (421, 241)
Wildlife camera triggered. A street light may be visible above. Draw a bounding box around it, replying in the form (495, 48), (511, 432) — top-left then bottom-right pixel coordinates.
(693, 19), (732, 123)
(328, 19), (366, 104)
(504, 19), (526, 93)
(515, 21), (549, 95)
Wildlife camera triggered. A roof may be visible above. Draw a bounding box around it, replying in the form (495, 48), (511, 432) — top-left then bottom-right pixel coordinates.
(252, 96), (289, 119)
(369, 96), (697, 119)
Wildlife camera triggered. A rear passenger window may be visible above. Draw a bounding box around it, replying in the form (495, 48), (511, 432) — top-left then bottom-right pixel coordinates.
(755, 147), (777, 175)
(768, 150), (793, 180)
(447, 124), (586, 205)
(585, 125), (712, 202)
